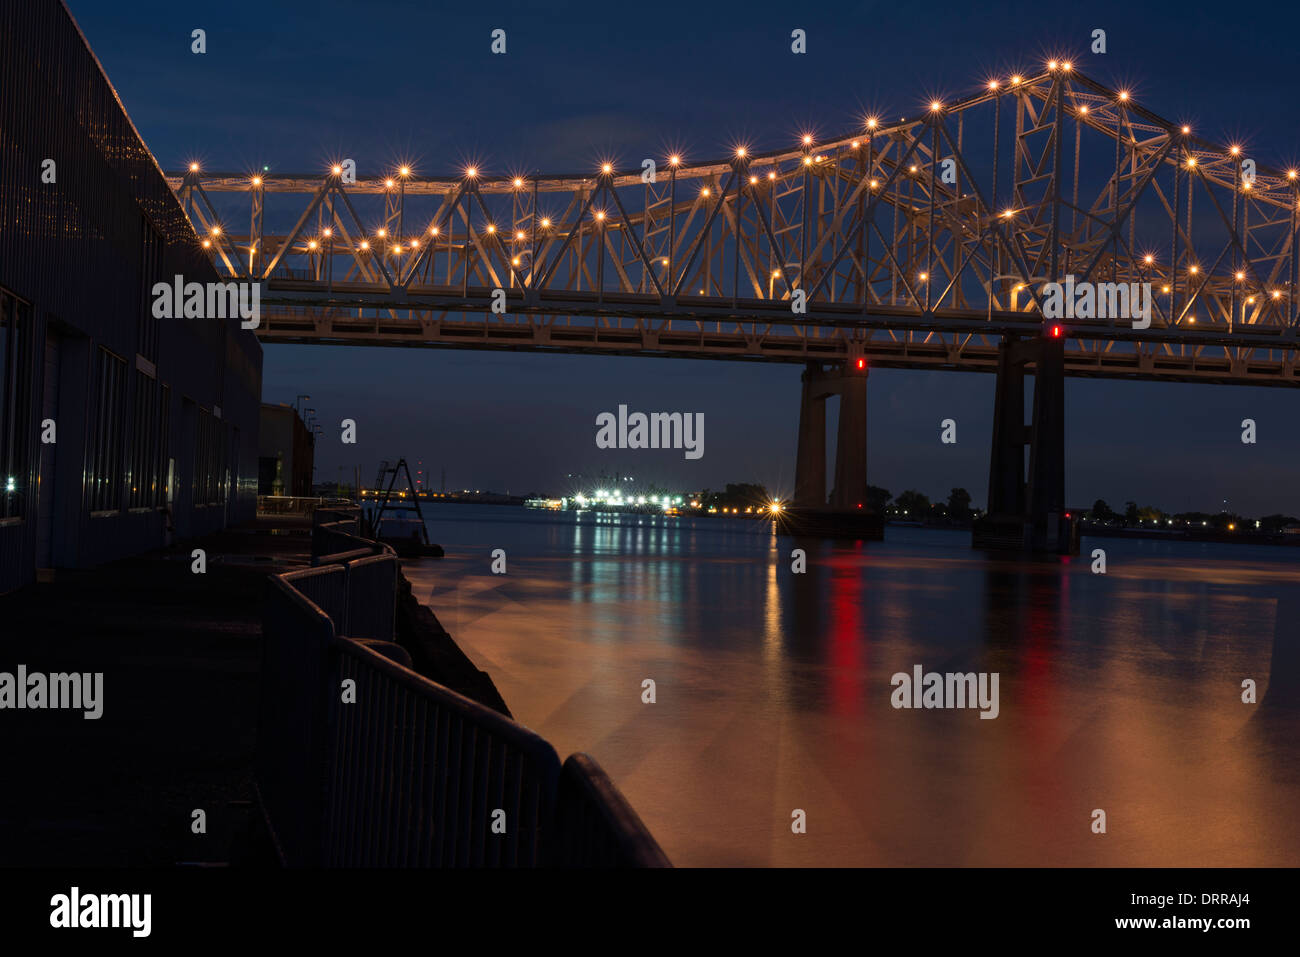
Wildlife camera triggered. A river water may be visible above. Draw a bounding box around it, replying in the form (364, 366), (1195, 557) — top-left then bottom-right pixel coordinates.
(399, 503), (1300, 867)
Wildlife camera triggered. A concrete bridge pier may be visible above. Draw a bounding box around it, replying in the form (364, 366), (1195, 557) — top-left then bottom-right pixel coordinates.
(793, 360), (868, 511)
(975, 335), (1077, 554)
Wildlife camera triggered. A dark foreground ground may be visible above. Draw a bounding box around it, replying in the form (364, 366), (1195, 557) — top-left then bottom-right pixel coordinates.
(0, 518), (502, 867)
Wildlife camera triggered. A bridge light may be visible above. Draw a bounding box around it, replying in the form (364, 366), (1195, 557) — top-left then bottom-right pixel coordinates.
(869, 178), (879, 189)
(359, 240), (369, 250)
(307, 240), (318, 251)
(1230, 145), (1241, 156)
(700, 187), (710, 196)
(919, 272), (928, 281)
(866, 117), (878, 129)
(513, 177), (523, 188)
(385, 178), (395, 188)
(1078, 105), (1088, 114)
(1118, 91), (1129, 102)
(540, 218), (551, 228)
(331, 164), (342, 175)
(909, 164), (918, 173)
(1010, 75), (1023, 85)
(929, 100), (943, 112)
(512, 256), (520, 266)
(409, 239), (418, 249)
(1181, 125), (1190, 134)
(803, 156), (813, 166)
(601, 162), (613, 174)
(486, 224), (496, 233)
(851, 140), (859, 149)
(377, 228), (386, 237)
(802, 134), (813, 145)
(210, 225), (221, 236)
(1144, 254), (1154, 264)
(669, 154), (681, 166)
(399, 166), (410, 176)
(768, 171), (776, 180)
(201, 238), (211, 248)
(1013, 284), (1025, 292)
(1162, 285), (1170, 293)
(515, 230), (525, 240)
(594, 210), (606, 221)
(1189, 265), (1199, 274)
(1246, 296), (1255, 304)
(189, 161), (200, 172)
(988, 79), (999, 90)
(1047, 60), (1058, 70)
(322, 227), (332, 238)
(1289, 170), (1298, 180)
(251, 176), (262, 186)
(1001, 208), (1014, 218)
(1186, 157), (1196, 168)
(465, 166), (478, 178)
(1188, 316), (1195, 323)
(735, 146), (747, 158)
(749, 175), (758, 184)
(429, 226), (439, 236)
(1061, 61), (1072, 71)
(1236, 271), (1245, 280)
(1273, 290), (1282, 299)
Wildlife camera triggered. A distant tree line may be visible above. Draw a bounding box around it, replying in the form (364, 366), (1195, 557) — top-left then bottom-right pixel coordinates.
(695, 484), (1298, 533)
(1086, 499), (1298, 532)
(868, 486), (976, 524)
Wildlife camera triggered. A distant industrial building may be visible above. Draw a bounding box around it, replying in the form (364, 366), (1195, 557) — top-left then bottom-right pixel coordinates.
(258, 404), (315, 496)
(0, 0), (262, 593)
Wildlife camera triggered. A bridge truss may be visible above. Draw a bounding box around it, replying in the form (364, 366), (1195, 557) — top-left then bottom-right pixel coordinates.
(168, 66), (1300, 385)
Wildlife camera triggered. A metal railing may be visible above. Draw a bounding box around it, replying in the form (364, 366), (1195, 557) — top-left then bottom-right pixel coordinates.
(555, 754), (673, 867)
(257, 495), (332, 515)
(256, 527), (669, 867)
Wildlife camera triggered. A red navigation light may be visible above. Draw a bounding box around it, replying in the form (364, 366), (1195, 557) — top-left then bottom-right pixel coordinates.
(856, 358), (865, 370)
(1051, 325), (1063, 338)
(857, 503), (863, 509)
(1065, 512), (1071, 519)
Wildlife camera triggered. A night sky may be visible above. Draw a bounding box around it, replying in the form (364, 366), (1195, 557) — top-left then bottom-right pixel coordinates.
(67, 0), (1300, 514)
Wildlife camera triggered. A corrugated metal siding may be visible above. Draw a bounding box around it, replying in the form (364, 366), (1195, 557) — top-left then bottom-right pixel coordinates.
(0, 0), (263, 591)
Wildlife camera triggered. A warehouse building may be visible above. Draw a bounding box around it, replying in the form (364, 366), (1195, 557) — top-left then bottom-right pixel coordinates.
(0, 0), (262, 593)
(258, 403), (315, 497)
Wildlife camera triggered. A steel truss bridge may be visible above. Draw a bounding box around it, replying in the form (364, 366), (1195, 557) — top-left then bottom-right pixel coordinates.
(168, 67), (1300, 386)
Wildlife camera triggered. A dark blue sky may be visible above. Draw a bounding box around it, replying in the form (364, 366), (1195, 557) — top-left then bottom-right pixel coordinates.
(68, 0), (1300, 513)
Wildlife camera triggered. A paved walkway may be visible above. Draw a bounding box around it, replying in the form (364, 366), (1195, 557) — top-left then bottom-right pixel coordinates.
(0, 522), (310, 866)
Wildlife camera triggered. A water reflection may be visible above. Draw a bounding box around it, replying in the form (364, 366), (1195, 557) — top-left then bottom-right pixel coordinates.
(401, 505), (1300, 866)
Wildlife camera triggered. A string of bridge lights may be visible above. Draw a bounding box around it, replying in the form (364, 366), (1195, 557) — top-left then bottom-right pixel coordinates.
(188, 59), (1300, 306)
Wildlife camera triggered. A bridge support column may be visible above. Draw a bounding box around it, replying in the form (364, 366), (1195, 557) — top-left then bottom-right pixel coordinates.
(794, 362), (829, 508)
(976, 335), (1076, 554)
(794, 360), (868, 510)
(830, 367), (867, 511)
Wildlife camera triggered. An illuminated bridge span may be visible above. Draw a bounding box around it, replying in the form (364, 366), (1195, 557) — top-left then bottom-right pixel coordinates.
(169, 66), (1300, 552)
(170, 67), (1300, 387)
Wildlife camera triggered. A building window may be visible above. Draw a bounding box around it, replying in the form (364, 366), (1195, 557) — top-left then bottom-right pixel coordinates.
(194, 408), (227, 506)
(137, 218), (163, 363)
(0, 289), (34, 520)
(88, 347), (127, 512)
(127, 371), (169, 509)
